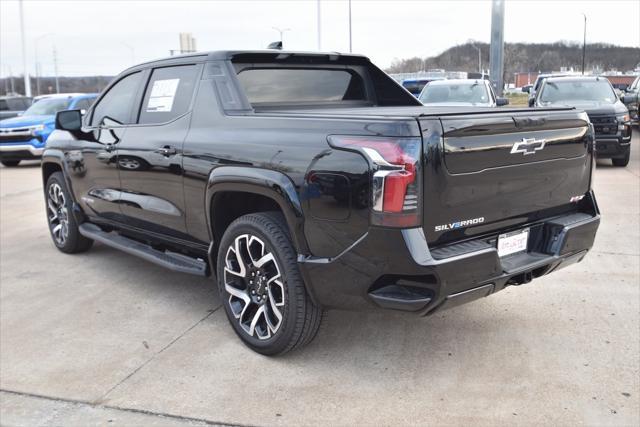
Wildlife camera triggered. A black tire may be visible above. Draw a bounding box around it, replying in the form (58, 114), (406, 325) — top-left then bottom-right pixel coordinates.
(612, 150), (630, 167)
(216, 212), (323, 355)
(45, 172), (93, 253)
(1, 160), (20, 167)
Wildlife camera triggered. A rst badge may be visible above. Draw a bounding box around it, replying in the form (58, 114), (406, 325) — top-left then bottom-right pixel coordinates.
(510, 137), (546, 155)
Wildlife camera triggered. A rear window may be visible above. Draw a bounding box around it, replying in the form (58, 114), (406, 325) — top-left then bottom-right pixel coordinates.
(236, 68), (366, 105)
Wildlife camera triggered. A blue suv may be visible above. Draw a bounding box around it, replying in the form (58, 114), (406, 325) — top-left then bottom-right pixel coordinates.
(0, 93), (97, 166)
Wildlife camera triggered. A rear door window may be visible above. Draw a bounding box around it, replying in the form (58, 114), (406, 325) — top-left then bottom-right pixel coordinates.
(138, 65), (199, 125)
(236, 68), (366, 105)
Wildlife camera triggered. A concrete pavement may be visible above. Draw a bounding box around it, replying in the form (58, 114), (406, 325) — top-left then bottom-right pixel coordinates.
(1, 135), (639, 426)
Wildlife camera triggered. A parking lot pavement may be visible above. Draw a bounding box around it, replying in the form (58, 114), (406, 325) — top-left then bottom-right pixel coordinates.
(1, 136), (639, 426)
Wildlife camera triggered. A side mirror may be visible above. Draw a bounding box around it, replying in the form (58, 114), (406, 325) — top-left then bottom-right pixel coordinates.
(622, 94), (639, 104)
(56, 110), (82, 131)
(496, 97), (509, 106)
(521, 86), (530, 93)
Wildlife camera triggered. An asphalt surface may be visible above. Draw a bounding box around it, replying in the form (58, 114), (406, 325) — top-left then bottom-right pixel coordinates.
(1, 135), (639, 426)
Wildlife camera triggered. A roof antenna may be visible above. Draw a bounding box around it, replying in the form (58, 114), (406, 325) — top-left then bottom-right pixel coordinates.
(267, 41), (283, 50)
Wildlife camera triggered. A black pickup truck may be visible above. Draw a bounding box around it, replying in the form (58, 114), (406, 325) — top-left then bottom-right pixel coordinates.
(43, 51), (600, 355)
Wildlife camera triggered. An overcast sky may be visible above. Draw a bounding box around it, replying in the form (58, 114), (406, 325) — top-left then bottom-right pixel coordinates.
(1, 0), (638, 77)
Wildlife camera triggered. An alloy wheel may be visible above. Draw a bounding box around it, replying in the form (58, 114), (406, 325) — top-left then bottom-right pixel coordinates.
(118, 158), (141, 170)
(223, 234), (285, 340)
(47, 183), (69, 246)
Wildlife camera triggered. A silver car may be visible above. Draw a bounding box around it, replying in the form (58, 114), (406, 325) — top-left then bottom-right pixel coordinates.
(418, 79), (508, 107)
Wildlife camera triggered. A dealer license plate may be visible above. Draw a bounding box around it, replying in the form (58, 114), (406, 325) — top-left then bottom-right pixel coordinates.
(497, 228), (529, 257)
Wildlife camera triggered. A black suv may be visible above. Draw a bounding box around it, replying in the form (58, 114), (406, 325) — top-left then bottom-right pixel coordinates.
(532, 76), (632, 167)
(43, 51), (600, 354)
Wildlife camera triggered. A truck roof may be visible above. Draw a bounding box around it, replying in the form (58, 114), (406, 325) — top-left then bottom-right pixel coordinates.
(123, 50), (370, 73)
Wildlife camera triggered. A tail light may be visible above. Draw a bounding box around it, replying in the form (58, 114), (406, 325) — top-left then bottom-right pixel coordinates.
(328, 136), (422, 227)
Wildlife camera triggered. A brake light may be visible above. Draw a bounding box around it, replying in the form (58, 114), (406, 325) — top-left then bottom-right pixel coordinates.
(328, 136), (422, 227)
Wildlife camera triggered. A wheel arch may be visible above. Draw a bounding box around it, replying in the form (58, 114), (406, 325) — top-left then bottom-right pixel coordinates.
(205, 166), (309, 257)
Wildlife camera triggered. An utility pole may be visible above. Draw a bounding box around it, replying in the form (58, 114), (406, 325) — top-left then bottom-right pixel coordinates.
(348, 0), (352, 53)
(53, 45), (60, 93)
(317, 0), (321, 50)
(581, 13), (587, 75)
(18, 0), (31, 96)
(469, 40), (482, 75)
(8, 66), (16, 94)
(35, 33), (53, 96)
(121, 42), (135, 65)
(489, 0), (505, 96)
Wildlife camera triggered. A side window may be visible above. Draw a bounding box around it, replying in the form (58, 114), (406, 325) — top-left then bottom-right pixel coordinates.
(0, 100), (8, 111)
(91, 72), (142, 126)
(138, 65), (198, 125)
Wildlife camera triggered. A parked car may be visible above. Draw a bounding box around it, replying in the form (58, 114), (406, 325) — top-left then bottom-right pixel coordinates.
(621, 75), (639, 125)
(401, 77), (445, 97)
(0, 93), (96, 166)
(527, 73), (570, 106)
(418, 79), (508, 107)
(44, 50), (600, 355)
(533, 76), (632, 167)
(0, 96), (32, 120)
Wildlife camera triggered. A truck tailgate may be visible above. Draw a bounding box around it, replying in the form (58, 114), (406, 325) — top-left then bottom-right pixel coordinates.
(421, 110), (593, 246)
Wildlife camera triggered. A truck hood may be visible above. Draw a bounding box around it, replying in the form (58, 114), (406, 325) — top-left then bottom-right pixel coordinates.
(0, 115), (55, 128)
(539, 101), (627, 116)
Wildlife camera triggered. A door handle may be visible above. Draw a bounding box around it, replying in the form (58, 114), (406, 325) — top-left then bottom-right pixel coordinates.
(155, 145), (177, 156)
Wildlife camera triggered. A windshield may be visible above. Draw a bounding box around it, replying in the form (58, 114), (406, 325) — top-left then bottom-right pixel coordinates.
(539, 80), (617, 104)
(403, 80), (431, 95)
(419, 82), (490, 104)
(23, 98), (71, 116)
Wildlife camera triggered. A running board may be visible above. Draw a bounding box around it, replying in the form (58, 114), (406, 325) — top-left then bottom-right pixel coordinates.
(78, 223), (207, 276)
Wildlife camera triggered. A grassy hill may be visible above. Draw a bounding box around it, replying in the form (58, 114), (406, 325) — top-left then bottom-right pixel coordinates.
(386, 41), (640, 83)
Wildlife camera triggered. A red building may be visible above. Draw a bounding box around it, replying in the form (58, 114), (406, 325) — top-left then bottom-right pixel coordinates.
(514, 72), (539, 88)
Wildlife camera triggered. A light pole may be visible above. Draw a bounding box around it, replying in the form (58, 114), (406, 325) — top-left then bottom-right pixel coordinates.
(348, 0), (352, 53)
(581, 13), (587, 75)
(34, 33), (54, 96)
(272, 27), (291, 47)
(469, 40), (482, 75)
(317, 0), (321, 50)
(18, 0), (31, 96)
(53, 44), (60, 93)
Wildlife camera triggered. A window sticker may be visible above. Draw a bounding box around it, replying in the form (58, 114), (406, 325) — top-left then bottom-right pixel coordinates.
(146, 78), (180, 112)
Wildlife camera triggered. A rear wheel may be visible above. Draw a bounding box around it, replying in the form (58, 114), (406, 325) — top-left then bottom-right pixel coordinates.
(1, 160), (20, 167)
(45, 172), (93, 253)
(216, 212), (323, 355)
(612, 150), (630, 167)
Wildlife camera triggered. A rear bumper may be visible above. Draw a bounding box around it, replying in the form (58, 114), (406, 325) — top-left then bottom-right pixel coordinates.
(300, 192), (600, 314)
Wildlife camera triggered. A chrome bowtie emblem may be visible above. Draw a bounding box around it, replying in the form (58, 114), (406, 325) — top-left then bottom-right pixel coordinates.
(510, 137), (546, 155)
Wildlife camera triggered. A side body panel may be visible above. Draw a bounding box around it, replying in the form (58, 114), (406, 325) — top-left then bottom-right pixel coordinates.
(182, 64), (421, 260)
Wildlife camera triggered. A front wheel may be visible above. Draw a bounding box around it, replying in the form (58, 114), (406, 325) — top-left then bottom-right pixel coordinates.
(45, 172), (93, 253)
(612, 150), (630, 167)
(216, 212), (323, 355)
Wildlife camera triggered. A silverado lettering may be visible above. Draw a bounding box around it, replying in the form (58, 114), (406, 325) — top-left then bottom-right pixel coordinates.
(434, 217), (486, 232)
